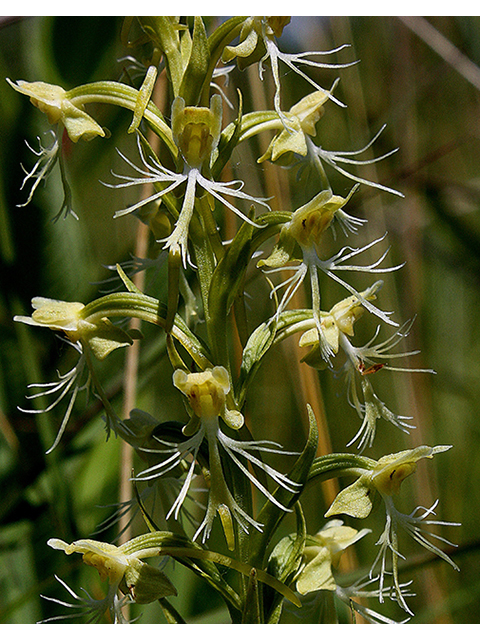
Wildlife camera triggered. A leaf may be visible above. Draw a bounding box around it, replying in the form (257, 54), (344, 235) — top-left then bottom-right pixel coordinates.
(138, 17), (183, 94)
(212, 89), (243, 179)
(307, 453), (377, 518)
(123, 561), (178, 603)
(256, 227), (296, 268)
(249, 405), (319, 569)
(208, 211), (255, 365)
(207, 16), (246, 66)
(268, 503), (306, 585)
(84, 317), (134, 360)
(242, 569), (262, 623)
(238, 308), (314, 405)
(265, 503), (307, 623)
(179, 17), (210, 105)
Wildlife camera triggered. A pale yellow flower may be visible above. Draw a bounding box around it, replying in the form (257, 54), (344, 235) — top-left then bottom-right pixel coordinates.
(297, 520), (370, 595)
(136, 367), (298, 550)
(48, 537), (176, 619)
(325, 445), (459, 613)
(258, 86), (336, 163)
(8, 79), (105, 142)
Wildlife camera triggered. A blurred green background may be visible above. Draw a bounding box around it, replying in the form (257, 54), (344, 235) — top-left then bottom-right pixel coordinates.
(0, 16), (480, 623)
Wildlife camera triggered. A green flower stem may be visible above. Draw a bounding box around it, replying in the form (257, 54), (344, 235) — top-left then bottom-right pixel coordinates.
(65, 81), (177, 158)
(121, 532), (300, 608)
(82, 292), (213, 371)
(166, 246), (182, 334)
(308, 453), (376, 484)
(250, 211), (293, 253)
(161, 548), (301, 608)
(273, 317), (315, 345)
(221, 111), (284, 146)
(238, 309), (315, 407)
(157, 597), (186, 624)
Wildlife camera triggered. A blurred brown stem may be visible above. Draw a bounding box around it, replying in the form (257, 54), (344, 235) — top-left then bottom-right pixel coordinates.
(118, 73), (167, 545)
(399, 16), (480, 92)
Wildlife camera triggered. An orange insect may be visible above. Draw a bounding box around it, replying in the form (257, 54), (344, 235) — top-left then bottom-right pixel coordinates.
(357, 361), (386, 376)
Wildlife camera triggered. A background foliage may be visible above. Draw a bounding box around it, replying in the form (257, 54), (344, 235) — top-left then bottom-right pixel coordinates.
(0, 16), (479, 623)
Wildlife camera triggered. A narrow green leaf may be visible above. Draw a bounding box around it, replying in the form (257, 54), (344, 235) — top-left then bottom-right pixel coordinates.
(200, 16), (246, 105)
(138, 17), (183, 94)
(157, 597), (186, 624)
(212, 89), (244, 179)
(179, 17), (210, 106)
(265, 503), (306, 623)
(208, 212), (255, 366)
(242, 569), (262, 623)
(248, 405), (319, 569)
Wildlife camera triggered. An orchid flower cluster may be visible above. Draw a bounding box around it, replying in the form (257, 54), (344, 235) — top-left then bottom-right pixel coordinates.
(10, 16), (459, 624)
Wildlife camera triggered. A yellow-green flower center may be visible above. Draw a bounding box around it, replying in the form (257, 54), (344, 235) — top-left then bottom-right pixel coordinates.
(173, 367), (230, 419)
